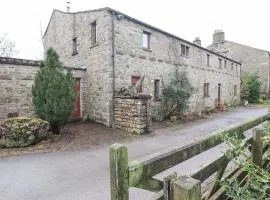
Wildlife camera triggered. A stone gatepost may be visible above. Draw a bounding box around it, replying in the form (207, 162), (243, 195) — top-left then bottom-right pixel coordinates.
(114, 94), (152, 135)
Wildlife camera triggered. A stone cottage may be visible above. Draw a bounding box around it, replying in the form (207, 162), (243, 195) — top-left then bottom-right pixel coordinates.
(0, 7), (241, 128)
(208, 30), (270, 97)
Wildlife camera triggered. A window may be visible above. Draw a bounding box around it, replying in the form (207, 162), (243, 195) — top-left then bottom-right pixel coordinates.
(224, 60), (227, 68)
(181, 44), (190, 57)
(154, 79), (160, 99)
(142, 31), (150, 49)
(231, 63), (234, 70)
(219, 58), (222, 68)
(207, 54), (210, 66)
(131, 76), (142, 93)
(236, 64), (238, 75)
(72, 37), (78, 55)
(234, 85), (237, 96)
(204, 83), (210, 97)
(91, 21), (97, 45)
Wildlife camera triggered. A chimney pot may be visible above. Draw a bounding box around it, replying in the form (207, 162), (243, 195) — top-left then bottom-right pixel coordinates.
(193, 37), (201, 46)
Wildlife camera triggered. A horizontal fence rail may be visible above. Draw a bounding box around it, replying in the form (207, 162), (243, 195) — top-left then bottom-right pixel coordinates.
(110, 113), (270, 200)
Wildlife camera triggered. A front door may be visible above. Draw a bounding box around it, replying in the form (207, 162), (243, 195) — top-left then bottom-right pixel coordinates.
(71, 78), (81, 119)
(218, 83), (221, 104)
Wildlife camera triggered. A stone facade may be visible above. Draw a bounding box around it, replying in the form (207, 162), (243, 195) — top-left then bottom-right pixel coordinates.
(208, 30), (270, 95)
(0, 57), (85, 119)
(43, 7), (241, 127)
(43, 9), (114, 126)
(114, 95), (151, 134)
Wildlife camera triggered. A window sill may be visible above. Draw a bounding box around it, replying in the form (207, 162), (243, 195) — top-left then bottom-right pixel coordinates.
(181, 54), (190, 58)
(142, 47), (152, 52)
(154, 97), (162, 101)
(90, 43), (99, 49)
(72, 51), (78, 56)
(203, 96), (210, 98)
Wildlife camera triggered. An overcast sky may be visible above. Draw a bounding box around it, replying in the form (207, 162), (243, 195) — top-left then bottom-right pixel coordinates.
(1, 0), (270, 60)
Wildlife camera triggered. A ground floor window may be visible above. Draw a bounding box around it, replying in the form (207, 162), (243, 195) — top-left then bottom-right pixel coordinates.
(204, 83), (210, 97)
(131, 76), (142, 93)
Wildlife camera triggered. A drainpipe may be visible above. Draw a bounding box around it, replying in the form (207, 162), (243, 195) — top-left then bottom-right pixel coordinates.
(111, 11), (116, 128)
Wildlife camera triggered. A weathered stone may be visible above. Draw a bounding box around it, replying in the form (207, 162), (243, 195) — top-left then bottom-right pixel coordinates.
(0, 117), (51, 148)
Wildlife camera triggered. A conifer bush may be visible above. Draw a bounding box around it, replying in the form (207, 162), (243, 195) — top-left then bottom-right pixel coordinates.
(32, 48), (75, 134)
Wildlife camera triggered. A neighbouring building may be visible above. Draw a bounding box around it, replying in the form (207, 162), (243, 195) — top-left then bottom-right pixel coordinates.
(208, 30), (270, 97)
(0, 7), (241, 128)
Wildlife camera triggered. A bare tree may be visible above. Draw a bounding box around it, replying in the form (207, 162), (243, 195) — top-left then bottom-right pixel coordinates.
(0, 33), (18, 57)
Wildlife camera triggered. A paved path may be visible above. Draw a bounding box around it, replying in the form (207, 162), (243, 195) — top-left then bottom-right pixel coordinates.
(0, 107), (268, 200)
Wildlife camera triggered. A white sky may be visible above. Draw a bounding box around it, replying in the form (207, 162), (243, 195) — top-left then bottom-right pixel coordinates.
(1, 0), (270, 60)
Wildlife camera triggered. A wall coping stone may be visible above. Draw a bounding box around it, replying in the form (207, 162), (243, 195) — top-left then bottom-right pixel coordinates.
(115, 94), (152, 99)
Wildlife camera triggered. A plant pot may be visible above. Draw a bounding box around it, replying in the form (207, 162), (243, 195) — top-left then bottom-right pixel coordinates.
(243, 100), (248, 106)
(170, 116), (177, 122)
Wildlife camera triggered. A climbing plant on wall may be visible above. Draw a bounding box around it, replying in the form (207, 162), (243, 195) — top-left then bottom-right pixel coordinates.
(162, 69), (194, 118)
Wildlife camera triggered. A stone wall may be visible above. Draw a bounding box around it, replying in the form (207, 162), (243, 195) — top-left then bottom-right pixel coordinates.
(0, 57), (86, 119)
(114, 95), (151, 134)
(0, 58), (39, 119)
(208, 33), (270, 94)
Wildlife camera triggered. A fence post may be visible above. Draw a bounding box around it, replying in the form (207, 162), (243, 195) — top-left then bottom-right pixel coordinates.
(170, 176), (201, 200)
(163, 173), (177, 200)
(252, 128), (263, 167)
(110, 143), (129, 200)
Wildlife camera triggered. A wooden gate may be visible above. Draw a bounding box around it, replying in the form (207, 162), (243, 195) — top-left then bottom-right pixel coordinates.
(71, 78), (81, 119)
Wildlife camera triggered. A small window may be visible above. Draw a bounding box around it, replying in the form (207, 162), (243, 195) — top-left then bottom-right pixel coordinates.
(154, 79), (160, 99)
(204, 83), (210, 97)
(131, 76), (142, 93)
(142, 31), (150, 49)
(207, 54), (210, 66)
(91, 21), (97, 45)
(236, 64), (238, 75)
(181, 44), (190, 57)
(224, 60), (227, 68)
(234, 85), (237, 96)
(219, 58), (222, 69)
(72, 37), (78, 55)
(231, 63), (234, 70)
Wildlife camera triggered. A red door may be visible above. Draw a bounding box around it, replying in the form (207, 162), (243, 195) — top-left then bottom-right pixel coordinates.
(71, 78), (81, 119)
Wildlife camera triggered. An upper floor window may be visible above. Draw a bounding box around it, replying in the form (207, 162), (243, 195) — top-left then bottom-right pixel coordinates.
(181, 44), (189, 57)
(219, 58), (222, 68)
(231, 63), (234, 70)
(224, 60), (227, 68)
(72, 37), (78, 55)
(91, 21), (97, 45)
(142, 31), (150, 49)
(236, 64), (238, 75)
(207, 54), (210, 66)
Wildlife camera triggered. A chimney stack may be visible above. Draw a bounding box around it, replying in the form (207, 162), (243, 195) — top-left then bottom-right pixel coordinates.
(66, 2), (71, 13)
(213, 30), (225, 43)
(193, 37), (201, 46)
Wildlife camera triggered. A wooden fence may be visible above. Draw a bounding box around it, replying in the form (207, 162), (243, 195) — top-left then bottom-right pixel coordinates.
(110, 114), (270, 200)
